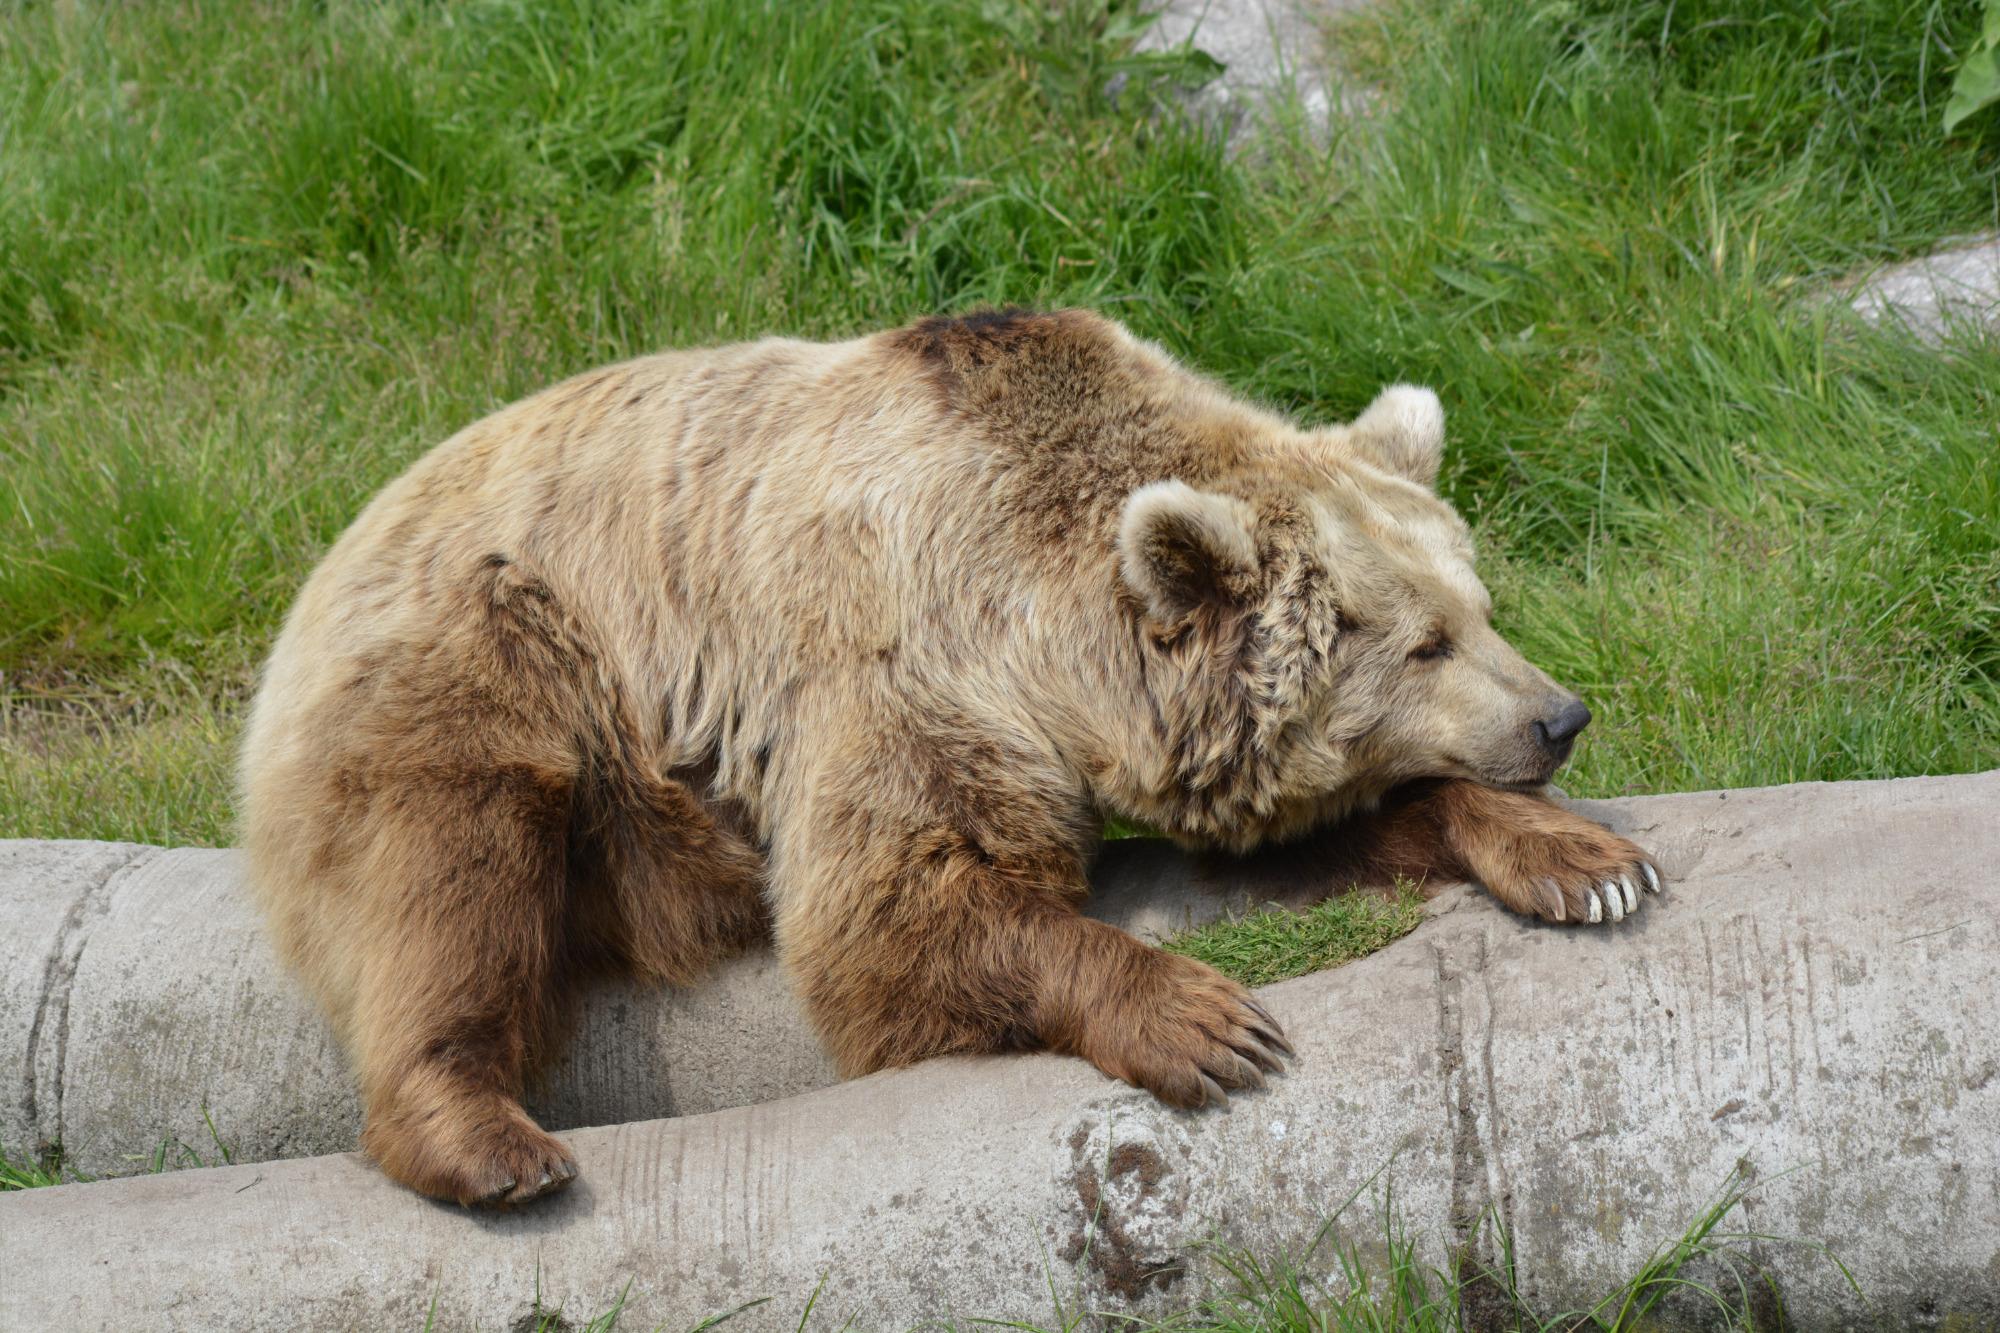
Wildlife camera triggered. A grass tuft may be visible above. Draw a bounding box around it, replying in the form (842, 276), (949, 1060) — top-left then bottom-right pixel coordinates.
(1163, 886), (1428, 986)
(0, 1145), (66, 1192)
(1146, 1164), (1857, 1332)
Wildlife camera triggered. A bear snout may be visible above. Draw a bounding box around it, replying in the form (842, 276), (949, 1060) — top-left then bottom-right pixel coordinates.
(1532, 698), (1593, 758)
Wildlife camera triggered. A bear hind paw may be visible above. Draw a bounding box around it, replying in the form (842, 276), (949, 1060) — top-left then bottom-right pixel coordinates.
(363, 1096), (578, 1208)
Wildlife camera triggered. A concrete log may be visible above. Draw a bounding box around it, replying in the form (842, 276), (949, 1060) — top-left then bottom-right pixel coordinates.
(1, 814), (1341, 1178)
(2, 772), (1996, 1331)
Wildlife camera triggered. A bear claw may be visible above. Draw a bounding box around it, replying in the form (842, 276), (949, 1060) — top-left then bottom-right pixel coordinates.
(1548, 870), (1665, 926)
(508, 1158), (578, 1206)
(1089, 952), (1292, 1109)
(472, 1155), (578, 1208)
(1245, 1015), (1294, 1059)
(1238, 1037), (1287, 1074)
(1564, 866), (1663, 925)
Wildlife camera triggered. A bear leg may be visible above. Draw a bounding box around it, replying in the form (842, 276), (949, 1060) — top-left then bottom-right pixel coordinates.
(582, 768), (770, 986)
(784, 865), (1292, 1107)
(774, 730), (1290, 1108)
(346, 766), (584, 1207)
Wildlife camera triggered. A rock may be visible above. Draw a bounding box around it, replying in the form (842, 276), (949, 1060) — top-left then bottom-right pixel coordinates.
(1131, 0), (1377, 144)
(1846, 234), (2000, 340)
(2, 771), (1995, 1331)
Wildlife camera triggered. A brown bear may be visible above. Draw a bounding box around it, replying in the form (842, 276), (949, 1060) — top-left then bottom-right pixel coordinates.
(240, 308), (1659, 1207)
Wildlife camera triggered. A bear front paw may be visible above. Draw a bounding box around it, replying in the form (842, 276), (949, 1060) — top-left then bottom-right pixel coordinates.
(1531, 852), (1661, 924)
(1079, 950), (1293, 1108)
(1464, 808), (1664, 926)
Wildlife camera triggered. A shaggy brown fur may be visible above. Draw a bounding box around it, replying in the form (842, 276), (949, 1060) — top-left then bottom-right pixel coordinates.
(241, 308), (1657, 1207)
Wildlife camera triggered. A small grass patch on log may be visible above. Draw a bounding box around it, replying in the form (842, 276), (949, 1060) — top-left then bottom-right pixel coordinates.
(1163, 886), (1429, 987)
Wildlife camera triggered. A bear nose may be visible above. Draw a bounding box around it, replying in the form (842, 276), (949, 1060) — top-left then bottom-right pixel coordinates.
(1534, 699), (1592, 751)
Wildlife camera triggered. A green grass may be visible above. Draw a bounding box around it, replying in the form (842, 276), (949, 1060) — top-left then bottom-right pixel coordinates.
(1, 1110), (237, 1193)
(0, 1146), (65, 1191)
(1165, 886), (1428, 985)
(2, 0), (1997, 896)
(0, 664), (241, 844)
(1153, 1167), (1858, 1333)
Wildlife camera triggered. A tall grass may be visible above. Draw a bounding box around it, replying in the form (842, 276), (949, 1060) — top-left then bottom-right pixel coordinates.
(2, 0), (1997, 846)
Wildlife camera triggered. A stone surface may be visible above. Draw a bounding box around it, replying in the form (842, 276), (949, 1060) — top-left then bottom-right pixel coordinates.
(3, 771), (1996, 1331)
(1847, 234), (2000, 340)
(0, 823), (1341, 1178)
(1132, 0), (1375, 142)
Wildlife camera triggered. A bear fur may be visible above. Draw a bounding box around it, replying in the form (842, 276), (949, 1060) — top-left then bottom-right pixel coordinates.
(240, 308), (1658, 1206)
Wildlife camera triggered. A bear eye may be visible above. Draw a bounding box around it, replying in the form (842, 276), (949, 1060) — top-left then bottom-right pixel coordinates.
(1409, 633), (1452, 662)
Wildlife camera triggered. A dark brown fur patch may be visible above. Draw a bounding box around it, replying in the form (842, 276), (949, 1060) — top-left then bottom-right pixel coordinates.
(893, 306), (1062, 372)
(887, 307), (1243, 549)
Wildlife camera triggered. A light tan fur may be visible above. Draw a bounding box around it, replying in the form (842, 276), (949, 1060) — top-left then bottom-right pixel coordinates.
(240, 308), (1655, 1206)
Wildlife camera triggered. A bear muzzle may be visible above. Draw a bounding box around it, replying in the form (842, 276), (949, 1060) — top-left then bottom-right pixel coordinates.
(1531, 697), (1593, 767)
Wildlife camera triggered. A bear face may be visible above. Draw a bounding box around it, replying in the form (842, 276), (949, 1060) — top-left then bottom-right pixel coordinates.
(1108, 385), (1587, 851)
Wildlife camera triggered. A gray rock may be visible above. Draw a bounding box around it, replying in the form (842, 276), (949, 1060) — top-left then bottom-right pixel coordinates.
(1847, 234), (2000, 340)
(2, 771), (1996, 1331)
(1132, 0), (1377, 143)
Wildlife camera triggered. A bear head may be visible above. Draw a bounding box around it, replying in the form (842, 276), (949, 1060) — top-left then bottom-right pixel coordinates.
(1112, 385), (1590, 850)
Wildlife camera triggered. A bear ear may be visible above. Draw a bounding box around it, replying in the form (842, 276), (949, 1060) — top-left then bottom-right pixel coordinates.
(1347, 384), (1445, 487)
(1118, 481), (1261, 621)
